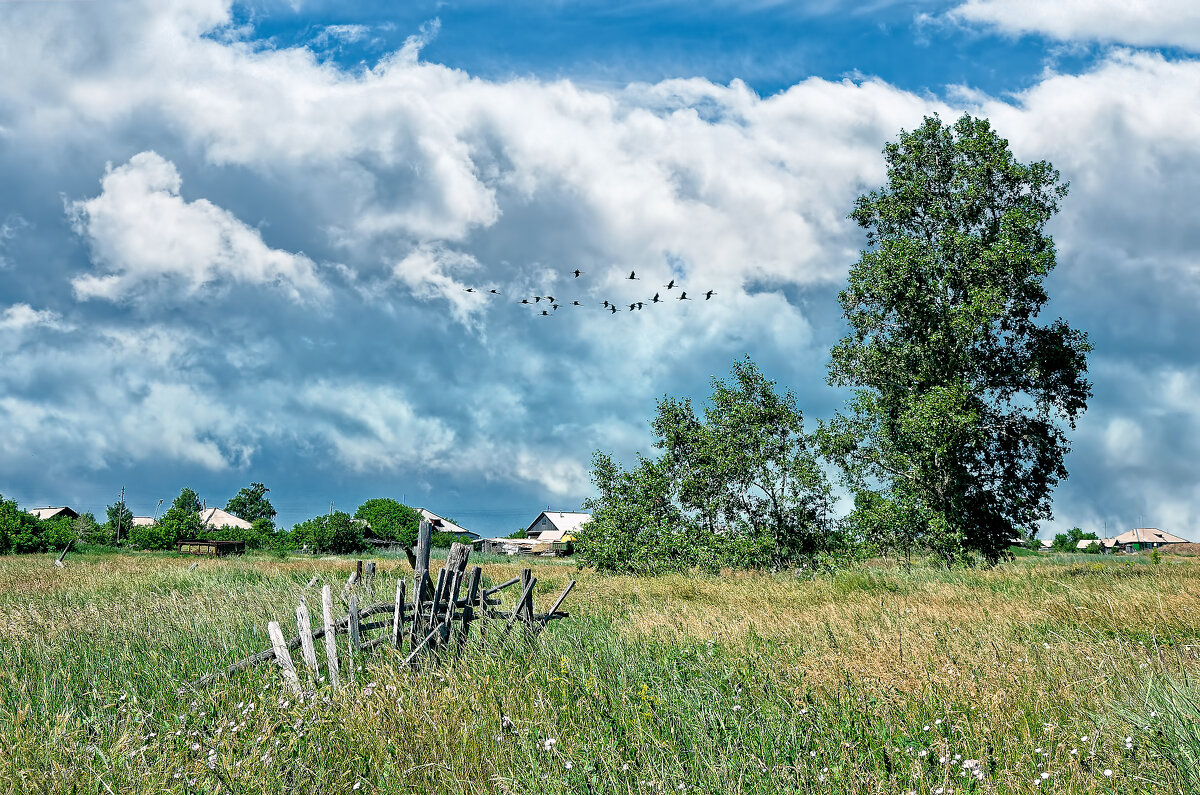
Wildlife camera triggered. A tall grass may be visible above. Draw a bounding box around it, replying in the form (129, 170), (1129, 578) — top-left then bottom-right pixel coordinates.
(0, 551), (1197, 793)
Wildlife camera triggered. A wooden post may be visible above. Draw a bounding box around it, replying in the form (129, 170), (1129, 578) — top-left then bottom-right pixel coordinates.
(364, 562), (376, 599)
(506, 577), (537, 633)
(546, 580), (576, 617)
(347, 594), (360, 684)
(188, 562), (198, 571)
(428, 568), (447, 632)
(440, 568), (463, 645)
(392, 579), (406, 649)
(356, 559), (364, 583)
(460, 566), (482, 644)
(54, 540), (72, 568)
(411, 520), (432, 641)
(296, 597), (319, 674)
(402, 622), (446, 667)
(268, 622), (301, 694)
(305, 575), (319, 589)
(321, 585), (340, 688)
(520, 568), (534, 628)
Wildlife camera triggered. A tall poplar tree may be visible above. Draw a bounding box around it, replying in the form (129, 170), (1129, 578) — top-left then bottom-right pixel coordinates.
(822, 114), (1092, 564)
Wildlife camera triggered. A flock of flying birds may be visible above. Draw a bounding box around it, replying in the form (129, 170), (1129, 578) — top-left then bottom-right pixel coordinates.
(463, 269), (717, 316)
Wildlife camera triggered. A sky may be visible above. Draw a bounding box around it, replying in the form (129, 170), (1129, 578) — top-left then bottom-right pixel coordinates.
(1, 0), (1198, 538)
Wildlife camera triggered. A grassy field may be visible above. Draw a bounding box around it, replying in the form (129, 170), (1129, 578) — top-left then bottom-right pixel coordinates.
(1, 550), (1198, 794)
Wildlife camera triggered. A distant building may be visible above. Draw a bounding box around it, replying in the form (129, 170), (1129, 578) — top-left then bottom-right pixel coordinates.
(1103, 528), (1189, 554)
(200, 507), (252, 530)
(1075, 539), (1102, 551)
(27, 506), (79, 521)
(130, 517), (155, 527)
(418, 508), (479, 540)
(524, 510), (591, 543)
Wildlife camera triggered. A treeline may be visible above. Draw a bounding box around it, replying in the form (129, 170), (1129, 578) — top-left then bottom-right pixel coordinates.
(0, 487), (471, 555)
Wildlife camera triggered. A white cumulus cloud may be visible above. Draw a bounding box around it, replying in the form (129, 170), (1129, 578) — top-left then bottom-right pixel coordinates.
(68, 151), (327, 303)
(949, 0), (1200, 50)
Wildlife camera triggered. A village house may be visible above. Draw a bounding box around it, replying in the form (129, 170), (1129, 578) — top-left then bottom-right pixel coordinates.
(1099, 528), (1190, 554)
(26, 506), (79, 521)
(483, 511), (591, 556)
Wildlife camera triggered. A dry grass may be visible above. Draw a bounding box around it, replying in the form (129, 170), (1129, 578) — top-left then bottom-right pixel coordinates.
(0, 550), (1197, 794)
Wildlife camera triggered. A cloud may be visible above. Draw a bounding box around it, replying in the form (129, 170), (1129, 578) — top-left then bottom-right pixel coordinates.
(949, 0), (1200, 50)
(67, 152), (327, 303)
(0, 303), (62, 332)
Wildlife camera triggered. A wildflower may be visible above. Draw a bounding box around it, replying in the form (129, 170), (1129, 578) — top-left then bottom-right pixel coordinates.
(1040, 772), (1049, 780)
(1104, 769), (1113, 777)
(1081, 735), (1089, 742)
(923, 725), (930, 731)
(543, 738), (557, 751)
(732, 705), (741, 712)
(353, 782), (362, 791)
(565, 761), (573, 770)
(190, 743), (200, 752)
(622, 763), (630, 771)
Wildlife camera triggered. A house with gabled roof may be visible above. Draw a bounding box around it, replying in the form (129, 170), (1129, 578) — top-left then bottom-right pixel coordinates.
(525, 511), (591, 543)
(27, 506), (79, 521)
(1103, 528), (1189, 554)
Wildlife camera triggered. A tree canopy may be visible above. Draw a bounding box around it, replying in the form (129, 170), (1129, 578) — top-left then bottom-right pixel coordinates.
(225, 482), (277, 527)
(577, 357), (838, 573)
(821, 114), (1092, 565)
(353, 498), (421, 545)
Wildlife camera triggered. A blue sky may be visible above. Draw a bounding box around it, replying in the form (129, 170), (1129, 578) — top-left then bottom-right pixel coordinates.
(2, 0), (1199, 537)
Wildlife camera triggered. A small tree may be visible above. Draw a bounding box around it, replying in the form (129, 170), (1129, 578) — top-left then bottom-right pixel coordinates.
(225, 483), (277, 527)
(822, 114), (1092, 565)
(0, 494), (47, 554)
(105, 500), (133, 545)
(288, 511), (366, 554)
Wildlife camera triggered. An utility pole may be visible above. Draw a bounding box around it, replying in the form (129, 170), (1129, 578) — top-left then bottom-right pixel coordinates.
(116, 486), (125, 545)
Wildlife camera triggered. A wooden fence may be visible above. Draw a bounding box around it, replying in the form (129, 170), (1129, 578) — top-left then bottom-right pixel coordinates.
(187, 520), (575, 692)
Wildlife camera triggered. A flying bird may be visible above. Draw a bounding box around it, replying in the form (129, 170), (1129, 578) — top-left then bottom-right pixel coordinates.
(704, 290), (716, 300)
(551, 303), (560, 310)
(545, 295), (555, 303)
(464, 287), (476, 293)
(534, 296), (542, 302)
(677, 291), (690, 300)
(627, 271), (639, 280)
(571, 300), (583, 306)
(539, 310), (551, 316)
(628, 303), (637, 311)
(573, 269), (584, 278)
(664, 279), (675, 290)
(602, 300), (611, 308)
(489, 289), (501, 295)
(636, 301), (644, 310)
(608, 305), (618, 314)
(520, 299), (531, 305)
(651, 293), (661, 303)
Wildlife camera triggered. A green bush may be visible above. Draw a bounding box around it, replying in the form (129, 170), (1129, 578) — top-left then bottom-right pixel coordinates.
(289, 511), (367, 554)
(0, 495), (47, 554)
(129, 522), (175, 551)
(354, 498), (420, 544)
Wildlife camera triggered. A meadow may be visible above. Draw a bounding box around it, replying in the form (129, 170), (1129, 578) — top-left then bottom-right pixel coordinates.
(1, 549), (1197, 794)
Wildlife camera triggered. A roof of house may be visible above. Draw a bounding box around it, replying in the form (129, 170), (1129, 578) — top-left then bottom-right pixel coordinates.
(27, 506), (78, 521)
(200, 507), (252, 530)
(130, 516), (155, 527)
(1076, 539), (1102, 549)
(525, 511), (592, 542)
(418, 509), (478, 539)
(1110, 528), (1189, 545)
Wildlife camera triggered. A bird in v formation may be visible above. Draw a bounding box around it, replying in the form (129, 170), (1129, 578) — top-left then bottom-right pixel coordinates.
(462, 267), (717, 316)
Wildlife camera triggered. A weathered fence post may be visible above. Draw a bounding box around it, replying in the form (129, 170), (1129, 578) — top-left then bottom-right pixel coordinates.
(520, 568), (534, 629)
(392, 579), (406, 649)
(321, 585), (340, 688)
(460, 566), (482, 644)
(54, 541), (72, 568)
(305, 575), (319, 589)
(356, 559), (363, 583)
(296, 597), (319, 675)
(411, 520), (432, 642)
(364, 561), (376, 599)
(268, 621), (301, 694)
(348, 594), (361, 683)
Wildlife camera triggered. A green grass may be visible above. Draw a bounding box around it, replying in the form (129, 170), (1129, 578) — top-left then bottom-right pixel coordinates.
(0, 550), (1198, 793)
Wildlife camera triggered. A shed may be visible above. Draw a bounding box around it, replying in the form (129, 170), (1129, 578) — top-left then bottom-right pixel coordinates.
(177, 539), (246, 556)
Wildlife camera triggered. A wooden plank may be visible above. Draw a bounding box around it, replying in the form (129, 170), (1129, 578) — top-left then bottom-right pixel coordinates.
(460, 566), (482, 644)
(268, 621), (301, 694)
(188, 562), (198, 571)
(546, 580), (576, 618)
(392, 579), (406, 649)
(305, 575), (319, 589)
(428, 567), (446, 629)
(440, 568), (463, 644)
(296, 597), (319, 674)
(411, 520), (432, 641)
(347, 595), (359, 684)
(520, 569), (534, 628)
(505, 577), (537, 631)
(358, 619), (390, 633)
(364, 561), (375, 598)
(484, 576), (520, 597)
(322, 585), (340, 688)
(402, 622), (446, 667)
(54, 540), (72, 567)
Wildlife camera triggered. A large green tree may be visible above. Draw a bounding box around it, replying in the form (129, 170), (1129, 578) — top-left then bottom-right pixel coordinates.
(134, 487), (202, 550)
(225, 482), (277, 527)
(821, 114), (1092, 565)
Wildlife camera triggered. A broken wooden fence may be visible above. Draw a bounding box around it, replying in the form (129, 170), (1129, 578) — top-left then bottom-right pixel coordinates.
(187, 520), (575, 693)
